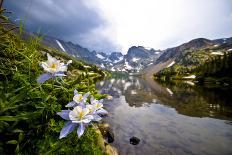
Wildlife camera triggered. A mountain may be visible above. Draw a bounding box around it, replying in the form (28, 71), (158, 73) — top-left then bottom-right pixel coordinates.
(41, 35), (124, 68)
(111, 46), (162, 74)
(156, 37), (232, 64)
(152, 37), (232, 82)
(151, 37), (232, 71)
(40, 35), (232, 76)
(41, 35), (162, 74)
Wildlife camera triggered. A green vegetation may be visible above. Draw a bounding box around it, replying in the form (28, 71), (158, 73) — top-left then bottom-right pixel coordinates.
(154, 43), (232, 85)
(0, 9), (108, 154)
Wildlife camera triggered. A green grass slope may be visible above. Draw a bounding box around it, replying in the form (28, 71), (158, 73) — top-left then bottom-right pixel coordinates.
(0, 9), (108, 154)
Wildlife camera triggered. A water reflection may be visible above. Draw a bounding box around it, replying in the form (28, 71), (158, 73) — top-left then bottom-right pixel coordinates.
(96, 76), (232, 155)
(98, 77), (232, 120)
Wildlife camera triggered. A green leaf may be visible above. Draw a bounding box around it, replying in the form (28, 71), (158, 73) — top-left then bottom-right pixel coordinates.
(18, 133), (25, 142)
(13, 129), (24, 133)
(7, 140), (18, 145)
(0, 115), (28, 121)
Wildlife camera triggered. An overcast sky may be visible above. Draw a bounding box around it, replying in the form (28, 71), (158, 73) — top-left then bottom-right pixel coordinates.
(4, 0), (232, 54)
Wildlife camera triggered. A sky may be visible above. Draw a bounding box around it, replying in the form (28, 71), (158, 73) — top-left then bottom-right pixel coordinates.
(4, 0), (232, 54)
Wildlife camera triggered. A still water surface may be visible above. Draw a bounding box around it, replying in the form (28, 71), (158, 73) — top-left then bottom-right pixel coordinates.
(96, 76), (232, 155)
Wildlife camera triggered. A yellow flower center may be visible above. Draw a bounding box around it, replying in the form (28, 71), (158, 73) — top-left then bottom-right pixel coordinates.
(95, 103), (101, 109)
(79, 111), (84, 119)
(51, 63), (57, 69)
(97, 104), (101, 108)
(77, 96), (83, 102)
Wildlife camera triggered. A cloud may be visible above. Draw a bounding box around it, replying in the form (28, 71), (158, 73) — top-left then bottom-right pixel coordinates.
(4, 0), (232, 54)
(4, 0), (118, 53)
(96, 0), (232, 53)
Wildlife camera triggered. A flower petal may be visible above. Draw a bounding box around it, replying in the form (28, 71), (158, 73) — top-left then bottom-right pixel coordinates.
(58, 65), (68, 72)
(79, 101), (86, 108)
(82, 115), (94, 123)
(59, 121), (77, 139)
(37, 73), (52, 84)
(67, 60), (72, 65)
(82, 108), (90, 116)
(86, 104), (95, 114)
(83, 92), (90, 100)
(69, 106), (82, 121)
(41, 62), (49, 71)
(74, 89), (78, 96)
(92, 114), (102, 122)
(47, 53), (56, 64)
(57, 110), (71, 120)
(77, 123), (85, 138)
(90, 97), (95, 104)
(66, 101), (76, 107)
(96, 108), (108, 115)
(99, 99), (104, 104)
(54, 72), (66, 77)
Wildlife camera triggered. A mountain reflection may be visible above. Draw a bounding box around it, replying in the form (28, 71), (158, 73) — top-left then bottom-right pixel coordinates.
(97, 76), (232, 120)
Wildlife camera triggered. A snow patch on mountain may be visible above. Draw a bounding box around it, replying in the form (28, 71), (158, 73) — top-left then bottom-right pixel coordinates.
(56, 40), (66, 52)
(124, 61), (133, 70)
(96, 53), (105, 59)
(113, 56), (123, 63)
(132, 57), (140, 62)
(166, 88), (173, 95)
(100, 64), (105, 68)
(167, 61), (175, 68)
(183, 75), (196, 79)
(111, 67), (115, 71)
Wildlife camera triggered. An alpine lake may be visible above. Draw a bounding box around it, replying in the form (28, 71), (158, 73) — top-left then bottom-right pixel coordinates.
(96, 76), (232, 155)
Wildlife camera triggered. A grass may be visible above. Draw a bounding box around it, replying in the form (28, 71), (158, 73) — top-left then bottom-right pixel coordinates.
(0, 9), (108, 154)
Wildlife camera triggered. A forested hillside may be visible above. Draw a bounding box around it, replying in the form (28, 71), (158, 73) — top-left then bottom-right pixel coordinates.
(153, 41), (232, 85)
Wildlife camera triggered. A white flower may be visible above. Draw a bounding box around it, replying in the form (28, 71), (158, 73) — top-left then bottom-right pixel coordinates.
(69, 106), (93, 124)
(41, 53), (68, 74)
(66, 90), (90, 107)
(57, 106), (94, 139)
(86, 97), (108, 122)
(37, 53), (72, 84)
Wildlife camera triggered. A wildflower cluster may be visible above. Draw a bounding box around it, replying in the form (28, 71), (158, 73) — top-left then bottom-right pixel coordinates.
(57, 91), (108, 138)
(37, 53), (108, 139)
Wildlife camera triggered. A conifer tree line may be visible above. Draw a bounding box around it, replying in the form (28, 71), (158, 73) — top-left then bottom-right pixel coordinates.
(195, 51), (232, 78)
(154, 50), (232, 81)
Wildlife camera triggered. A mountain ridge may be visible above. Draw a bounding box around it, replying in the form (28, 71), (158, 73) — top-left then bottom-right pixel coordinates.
(40, 34), (232, 75)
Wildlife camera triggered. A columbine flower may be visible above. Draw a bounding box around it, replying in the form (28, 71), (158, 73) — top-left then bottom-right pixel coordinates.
(37, 53), (72, 84)
(66, 90), (90, 107)
(86, 97), (108, 121)
(57, 106), (94, 139)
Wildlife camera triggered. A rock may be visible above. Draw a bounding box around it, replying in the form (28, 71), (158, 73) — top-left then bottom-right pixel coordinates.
(98, 123), (115, 143)
(130, 137), (140, 145)
(95, 128), (118, 155)
(106, 130), (114, 143)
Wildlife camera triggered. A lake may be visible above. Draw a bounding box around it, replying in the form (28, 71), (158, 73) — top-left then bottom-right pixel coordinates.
(96, 76), (232, 155)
